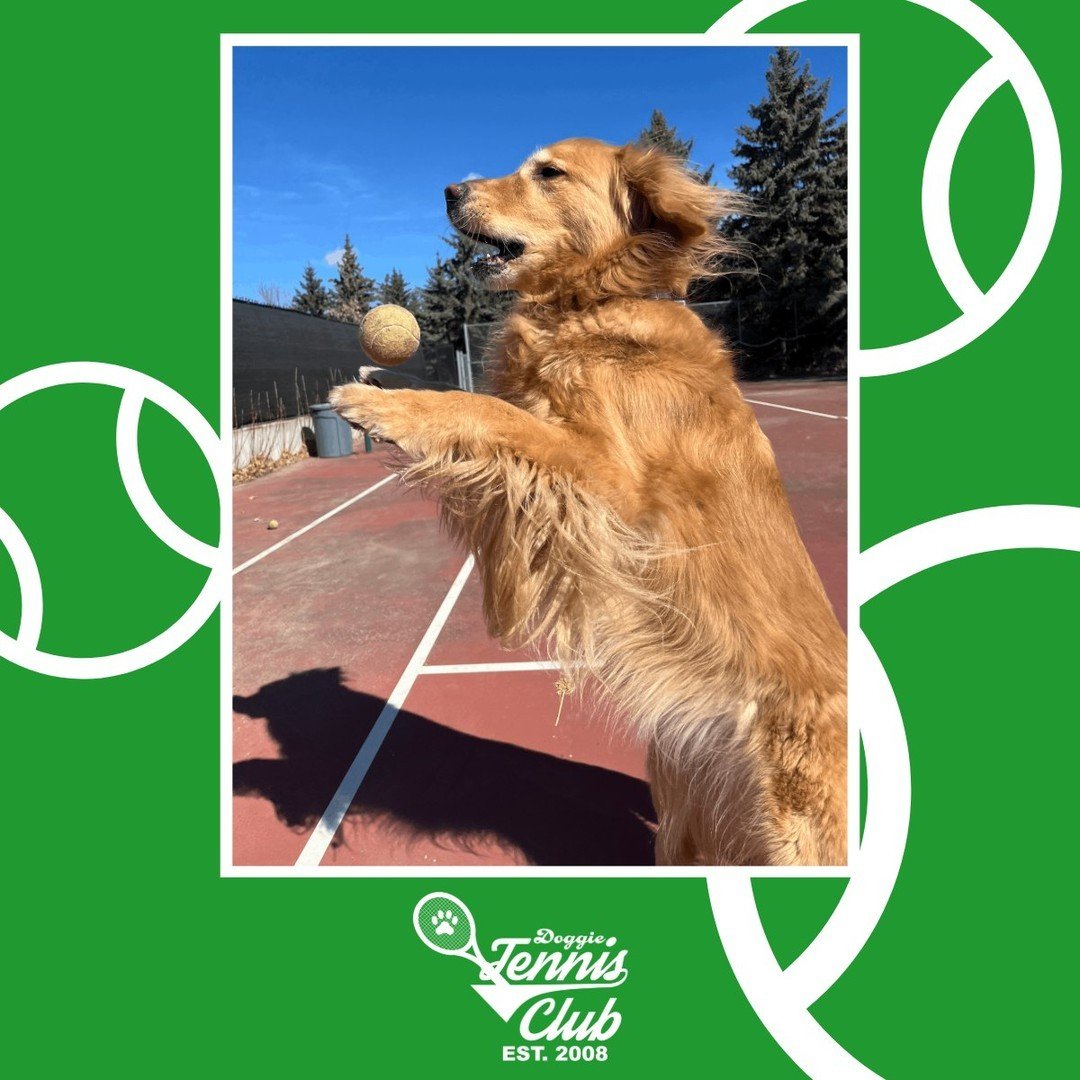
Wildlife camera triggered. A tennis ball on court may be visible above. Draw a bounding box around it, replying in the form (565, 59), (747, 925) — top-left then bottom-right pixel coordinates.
(359, 304), (421, 367)
(267, 519), (279, 530)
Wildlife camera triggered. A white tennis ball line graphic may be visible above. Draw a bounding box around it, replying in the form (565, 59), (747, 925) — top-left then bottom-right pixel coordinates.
(0, 361), (224, 680)
(705, 2), (1066, 1079)
(713, 0), (1061, 379)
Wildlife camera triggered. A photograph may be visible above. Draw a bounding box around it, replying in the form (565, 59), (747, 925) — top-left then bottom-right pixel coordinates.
(229, 43), (850, 868)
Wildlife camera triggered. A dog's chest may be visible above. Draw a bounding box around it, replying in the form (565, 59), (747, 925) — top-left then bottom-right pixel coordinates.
(491, 324), (587, 421)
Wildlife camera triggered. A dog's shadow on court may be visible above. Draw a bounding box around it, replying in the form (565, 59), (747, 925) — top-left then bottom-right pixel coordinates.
(233, 667), (656, 866)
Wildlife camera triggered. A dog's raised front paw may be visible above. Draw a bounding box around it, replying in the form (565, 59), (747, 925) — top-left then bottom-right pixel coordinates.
(329, 382), (381, 435)
(328, 382), (413, 448)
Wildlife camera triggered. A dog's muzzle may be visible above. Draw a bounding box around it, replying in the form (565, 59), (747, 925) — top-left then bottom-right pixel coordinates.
(445, 182), (469, 217)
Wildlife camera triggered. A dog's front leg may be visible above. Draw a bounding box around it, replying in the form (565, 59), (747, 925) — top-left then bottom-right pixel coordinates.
(328, 384), (538, 459)
(329, 383), (641, 648)
(328, 383), (625, 506)
(328, 383), (450, 454)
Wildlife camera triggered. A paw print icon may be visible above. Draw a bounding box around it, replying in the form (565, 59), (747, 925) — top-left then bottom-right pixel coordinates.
(413, 892), (513, 1005)
(433, 910), (459, 936)
(413, 892), (480, 959)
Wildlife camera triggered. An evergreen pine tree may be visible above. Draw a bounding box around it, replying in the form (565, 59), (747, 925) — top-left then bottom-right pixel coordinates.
(291, 264), (330, 317)
(636, 109), (715, 184)
(377, 268), (414, 308)
(723, 47), (848, 376)
(416, 254), (458, 346)
(417, 234), (511, 352)
(327, 234), (376, 324)
(805, 111), (847, 369)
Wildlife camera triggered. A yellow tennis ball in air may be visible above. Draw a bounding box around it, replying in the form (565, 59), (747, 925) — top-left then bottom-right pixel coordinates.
(359, 304), (421, 367)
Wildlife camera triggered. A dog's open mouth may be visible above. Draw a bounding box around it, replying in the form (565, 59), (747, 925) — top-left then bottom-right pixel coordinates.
(467, 231), (526, 276)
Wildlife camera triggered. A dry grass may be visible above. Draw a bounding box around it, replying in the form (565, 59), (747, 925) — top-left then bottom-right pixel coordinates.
(233, 446), (308, 485)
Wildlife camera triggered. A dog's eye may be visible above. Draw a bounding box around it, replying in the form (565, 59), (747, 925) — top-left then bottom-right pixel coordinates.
(538, 165), (566, 179)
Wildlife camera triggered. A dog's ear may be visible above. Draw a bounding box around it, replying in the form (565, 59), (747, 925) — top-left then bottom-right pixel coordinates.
(618, 145), (718, 243)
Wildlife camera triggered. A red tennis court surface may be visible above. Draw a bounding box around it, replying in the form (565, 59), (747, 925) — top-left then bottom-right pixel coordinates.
(231, 379), (846, 868)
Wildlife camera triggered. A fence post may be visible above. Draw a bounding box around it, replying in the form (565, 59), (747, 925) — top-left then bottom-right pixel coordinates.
(461, 325), (476, 393)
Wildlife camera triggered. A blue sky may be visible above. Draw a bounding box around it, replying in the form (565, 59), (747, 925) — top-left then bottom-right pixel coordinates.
(232, 45), (847, 301)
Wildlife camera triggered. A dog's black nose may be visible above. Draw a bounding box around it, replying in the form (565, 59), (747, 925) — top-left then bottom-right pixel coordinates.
(445, 182), (468, 206)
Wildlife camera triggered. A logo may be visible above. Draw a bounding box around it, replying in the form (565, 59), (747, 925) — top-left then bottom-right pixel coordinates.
(413, 892), (625, 1061)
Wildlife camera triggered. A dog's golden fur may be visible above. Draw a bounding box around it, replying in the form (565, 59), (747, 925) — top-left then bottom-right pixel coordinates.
(330, 139), (846, 865)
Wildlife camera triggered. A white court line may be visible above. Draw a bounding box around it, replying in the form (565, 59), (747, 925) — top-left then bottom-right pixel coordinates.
(232, 474), (396, 575)
(419, 661), (561, 675)
(295, 555), (476, 866)
(744, 397), (848, 421)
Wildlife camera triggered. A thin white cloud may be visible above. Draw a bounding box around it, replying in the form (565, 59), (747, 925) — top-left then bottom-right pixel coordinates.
(324, 247), (345, 267)
(462, 171), (484, 181)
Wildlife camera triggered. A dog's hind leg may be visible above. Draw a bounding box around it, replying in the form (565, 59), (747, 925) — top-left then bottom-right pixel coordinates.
(646, 741), (698, 865)
(748, 693), (848, 866)
(647, 728), (772, 866)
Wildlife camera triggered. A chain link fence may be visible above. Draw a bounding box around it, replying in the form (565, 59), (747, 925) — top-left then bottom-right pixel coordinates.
(462, 297), (845, 389)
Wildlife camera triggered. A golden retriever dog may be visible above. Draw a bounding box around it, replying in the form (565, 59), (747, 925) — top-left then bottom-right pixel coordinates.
(330, 138), (846, 866)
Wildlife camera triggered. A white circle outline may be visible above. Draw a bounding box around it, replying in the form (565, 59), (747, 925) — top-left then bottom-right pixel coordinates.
(705, 2), (1068, 1077)
(711, 0), (1063, 377)
(116, 389), (219, 569)
(708, 505), (1080, 1080)
(0, 361), (223, 679)
(0, 506), (44, 646)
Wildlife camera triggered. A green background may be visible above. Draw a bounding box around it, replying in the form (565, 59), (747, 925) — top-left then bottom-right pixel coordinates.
(2, 1), (1076, 1076)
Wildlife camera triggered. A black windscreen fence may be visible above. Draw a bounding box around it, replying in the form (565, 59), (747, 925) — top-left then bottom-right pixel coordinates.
(232, 300), (457, 426)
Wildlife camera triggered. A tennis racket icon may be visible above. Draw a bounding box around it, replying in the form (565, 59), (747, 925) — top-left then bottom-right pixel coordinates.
(413, 892), (509, 987)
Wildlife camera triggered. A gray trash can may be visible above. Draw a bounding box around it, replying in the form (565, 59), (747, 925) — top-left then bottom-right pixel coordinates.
(309, 403), (354, 458)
